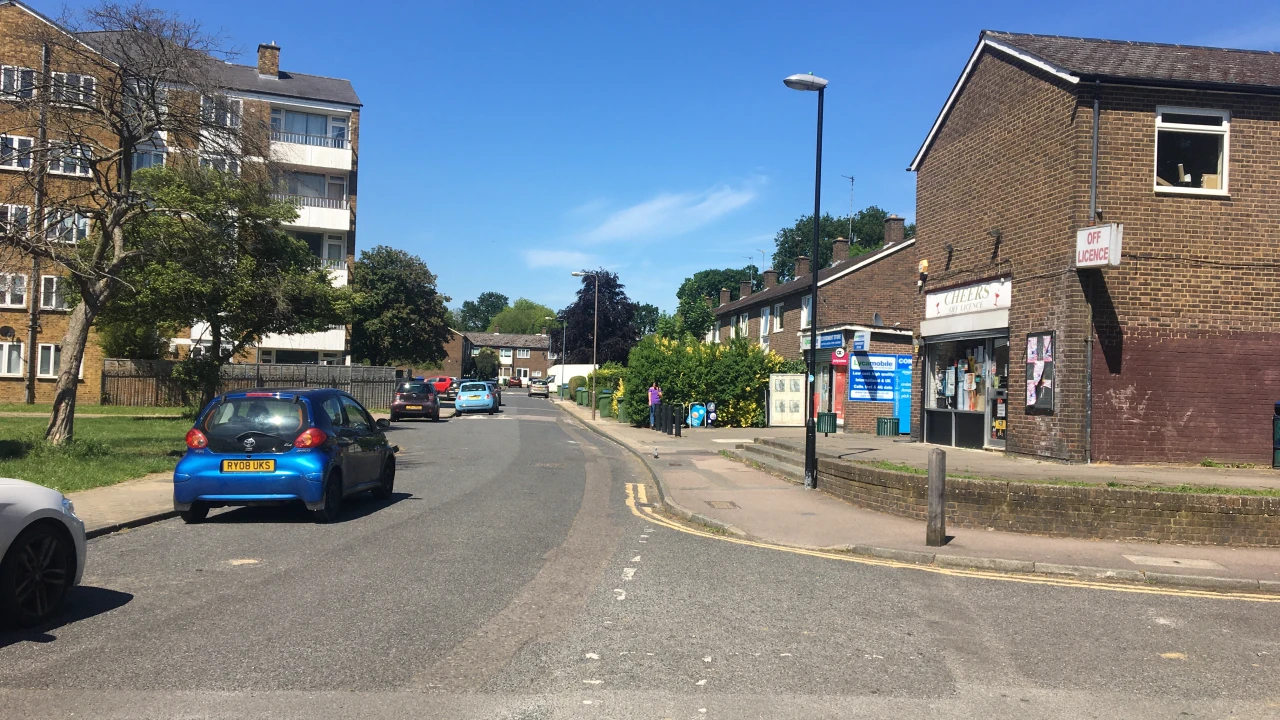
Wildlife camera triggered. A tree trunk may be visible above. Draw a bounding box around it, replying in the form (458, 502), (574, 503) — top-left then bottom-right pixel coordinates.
(45, 300), (96, 445)
(201, 321), (223, 409)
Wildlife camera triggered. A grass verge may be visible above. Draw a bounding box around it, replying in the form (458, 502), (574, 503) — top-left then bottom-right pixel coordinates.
(0, 403), (184, 416)
(0, 415), (189, 493)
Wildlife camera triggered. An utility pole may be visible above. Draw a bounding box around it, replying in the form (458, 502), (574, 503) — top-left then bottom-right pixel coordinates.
(25, 43), (50, 405)
(841, 175), (855, 244)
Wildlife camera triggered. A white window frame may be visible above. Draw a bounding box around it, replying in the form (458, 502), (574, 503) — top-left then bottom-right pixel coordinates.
(801, 295), (812, 329)
(773, 302), (784, 332)
(37, 343), (61, 378)
(1, 65), (36, 100)
(131, 148), (165, 171)
(202, 95), (242, 129)
(738, 312), (749, 339)
(48, 142), (92, 176)
(40, 274), (70, 310)
(45, 211), (89, 244)
(51, 71), (95, 105)
(259, 349), (275, 364)
(199, 155), (240, 175)
(0, 272), (26, 308)
(516, 348), (531, 358)
(470, 347), (480, 357)
(0, 134), (34, 169)
(759, 306), (770, 344)
(517, 367), (530, 379)
(0, 340), (22, 376)
(713, 320), (721, 343)
(499, 348), (513, 359)
(0, 203), (30, 233)
(1154, 106), (1230, 197)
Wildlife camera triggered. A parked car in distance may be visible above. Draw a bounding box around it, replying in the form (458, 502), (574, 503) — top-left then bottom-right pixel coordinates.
(0, 477), (86, 627)
(443, 378), (461, 402)
(506, 376), (522, 388)
(174, 389), (396, 524)
(528, 378), (549, 397)
(454, 381), (498, 415)
(424, 376), (452, 395)
(484, 380), (503, 407)
(391, 379), (440, 422)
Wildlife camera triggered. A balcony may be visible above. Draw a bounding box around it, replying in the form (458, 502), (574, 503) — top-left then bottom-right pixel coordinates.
(270, 193), (350, 231)
(269, 132), (352, 171)
(326, 264), (348, 287)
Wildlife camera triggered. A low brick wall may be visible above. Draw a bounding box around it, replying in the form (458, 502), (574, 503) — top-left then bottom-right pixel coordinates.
(817, 456), (1280, 547)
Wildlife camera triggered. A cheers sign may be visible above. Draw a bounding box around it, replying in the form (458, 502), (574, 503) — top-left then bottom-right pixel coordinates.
(926, 279), (1011, 319)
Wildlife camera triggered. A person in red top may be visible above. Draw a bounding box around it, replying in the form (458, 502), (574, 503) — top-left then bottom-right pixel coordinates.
(648, 382), (662, 428)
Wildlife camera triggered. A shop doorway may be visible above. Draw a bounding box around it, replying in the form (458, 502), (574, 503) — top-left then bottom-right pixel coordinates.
(923, 334), (1010, 450)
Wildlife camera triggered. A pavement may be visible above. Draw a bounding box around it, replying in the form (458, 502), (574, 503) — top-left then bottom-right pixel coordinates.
(8, 393), (1280, 718)
(553, 398), (1280, 593)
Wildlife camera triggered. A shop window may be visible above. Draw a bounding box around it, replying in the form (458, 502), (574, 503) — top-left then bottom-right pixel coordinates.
(1154, 107), (1228, 194)
(1025, 331), (1055, 415)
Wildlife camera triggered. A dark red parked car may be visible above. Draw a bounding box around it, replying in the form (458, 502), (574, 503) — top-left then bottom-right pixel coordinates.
(390, 379), (440, 422)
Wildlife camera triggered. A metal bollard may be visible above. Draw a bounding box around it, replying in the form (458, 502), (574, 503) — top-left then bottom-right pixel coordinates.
(926, 448), (946, 547)
(674, 405), (682, 437)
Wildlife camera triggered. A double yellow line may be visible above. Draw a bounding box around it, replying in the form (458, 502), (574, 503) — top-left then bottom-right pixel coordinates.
(623, 483), (1280, 603)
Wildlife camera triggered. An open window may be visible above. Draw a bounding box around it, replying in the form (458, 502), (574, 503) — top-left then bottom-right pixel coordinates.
(1154, 107), (1229, 195)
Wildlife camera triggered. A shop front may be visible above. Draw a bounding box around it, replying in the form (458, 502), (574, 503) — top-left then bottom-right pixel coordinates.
(920, 279), (1011, 450)
(802, 329), (848, 426)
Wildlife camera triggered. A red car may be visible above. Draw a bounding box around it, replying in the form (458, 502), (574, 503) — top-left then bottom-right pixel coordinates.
(506, 376), (522, 388)
(425, 376), (452, 394)
(391, 379), (440, 421)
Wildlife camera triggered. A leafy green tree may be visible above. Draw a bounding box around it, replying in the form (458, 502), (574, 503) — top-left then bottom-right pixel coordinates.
(474, 347), (499, 378)
(352, 246), (452, 367)
(487, 298), (559, 334)
(674, 294), (716, 339)
(459, 292), (509, 331)
(771, 206), (915, 283)
(116, 166), (346, 406)
(94, 314), (170, 360)
(677, 267), (759, 307)
(633, 303), (661, 336)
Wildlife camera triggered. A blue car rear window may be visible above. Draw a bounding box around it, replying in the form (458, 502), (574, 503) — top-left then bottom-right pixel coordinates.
(459, 383), (488, 392)
(204, 398), (306, 437)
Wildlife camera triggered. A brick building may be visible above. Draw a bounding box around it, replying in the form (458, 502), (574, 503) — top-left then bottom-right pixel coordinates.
(711, 216), (917, 432)
(910, 30), (1280, 464)
(457, 332), (553, 384)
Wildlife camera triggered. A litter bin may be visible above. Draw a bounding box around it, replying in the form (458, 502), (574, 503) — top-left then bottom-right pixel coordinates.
(576, 388), (587, 406)
(597, 390), (613, 417)
(1274, 402), (1280, 469)
(816, 412), (837, 436)
(876, 417), (897, 436)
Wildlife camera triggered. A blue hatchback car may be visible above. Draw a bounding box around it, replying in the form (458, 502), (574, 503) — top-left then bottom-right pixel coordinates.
(453, 381), (498, 414)
(174, 388), (396, 524)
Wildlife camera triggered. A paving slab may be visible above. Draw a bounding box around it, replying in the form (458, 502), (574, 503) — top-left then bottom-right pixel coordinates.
(66, 472), (174, 537)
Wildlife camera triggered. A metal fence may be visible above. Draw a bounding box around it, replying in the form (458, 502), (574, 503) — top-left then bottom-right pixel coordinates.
(101, 359), (398, 409)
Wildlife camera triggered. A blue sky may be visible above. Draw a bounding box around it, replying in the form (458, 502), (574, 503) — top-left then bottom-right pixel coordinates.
(61, 1), (1280, 313)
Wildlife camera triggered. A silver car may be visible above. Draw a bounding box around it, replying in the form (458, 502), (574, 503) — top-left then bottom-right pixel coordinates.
(0, 477), (87, 627)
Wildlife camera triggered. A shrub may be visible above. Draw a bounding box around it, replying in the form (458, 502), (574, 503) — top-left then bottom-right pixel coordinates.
(588, 361), (626, 394)
(568, 375), (588, 395)
(621, 336), (791, 428)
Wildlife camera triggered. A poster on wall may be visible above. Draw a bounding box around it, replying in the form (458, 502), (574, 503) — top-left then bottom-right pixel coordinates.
(848, 353), (897, 402)
(1025, 331), (1055, 415)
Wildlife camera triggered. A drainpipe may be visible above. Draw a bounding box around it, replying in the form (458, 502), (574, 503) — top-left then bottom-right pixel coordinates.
(24, 43), (50, 404)
(1083, 81), (1101, 463)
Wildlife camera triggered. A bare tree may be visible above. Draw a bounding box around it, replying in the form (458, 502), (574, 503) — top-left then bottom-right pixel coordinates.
(0, 2), (270, 443)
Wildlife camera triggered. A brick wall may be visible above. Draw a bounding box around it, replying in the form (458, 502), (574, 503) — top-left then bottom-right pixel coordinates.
(438, 330), (466, 378)
(817, 455), (1280, 546)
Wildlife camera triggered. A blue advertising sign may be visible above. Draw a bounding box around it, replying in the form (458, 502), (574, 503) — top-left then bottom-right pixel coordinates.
(848, 353), (896, 401)
(688, 403), (706, 427)
(894, 355), (913, 434)
(818, 331), (844, 349)
(852, 330), (870, 352)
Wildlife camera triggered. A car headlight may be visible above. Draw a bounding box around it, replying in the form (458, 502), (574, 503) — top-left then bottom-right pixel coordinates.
(61, 497), (77, 518)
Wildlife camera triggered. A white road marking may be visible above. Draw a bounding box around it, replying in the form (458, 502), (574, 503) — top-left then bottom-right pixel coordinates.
(585, 653), (600, 660)
(696, 679), (707, 686)
(583, 679), (603, 685)
(1124, 555), (1226, 570)
(228, 559), (260, 566)
(613, 589), (626, 601)
(640, 535), (649, 538)
(622, 568), (636, 581)
(631, 556), (641, 562)
(702, 656), (712, 662)
(779, 653), (792, 657)
(711, 439), (753, 443)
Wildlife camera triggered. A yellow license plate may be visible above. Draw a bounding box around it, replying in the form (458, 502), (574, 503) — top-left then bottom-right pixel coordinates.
(405, 405), (422, 410)
(463, 395), (479, 400)
(221, 459), (275, 473)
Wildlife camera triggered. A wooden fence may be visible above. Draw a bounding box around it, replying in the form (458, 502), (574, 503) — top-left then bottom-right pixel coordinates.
(101, 359), (398, 409)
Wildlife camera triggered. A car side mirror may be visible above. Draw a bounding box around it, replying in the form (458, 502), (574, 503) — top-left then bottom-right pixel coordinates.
(375, 418), (390, 430)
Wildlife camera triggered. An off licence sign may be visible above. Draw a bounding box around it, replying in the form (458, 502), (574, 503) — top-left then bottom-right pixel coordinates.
(1075, 223), (1122, 268)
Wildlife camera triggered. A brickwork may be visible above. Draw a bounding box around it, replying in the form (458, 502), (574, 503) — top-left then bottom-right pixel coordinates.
(915, 44), (1280, 464)
(817, 455), (1280, 546)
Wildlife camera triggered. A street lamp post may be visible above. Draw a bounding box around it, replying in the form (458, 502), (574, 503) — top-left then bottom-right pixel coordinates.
(571, 271), (600, 420)
(784, 72), (827, 490)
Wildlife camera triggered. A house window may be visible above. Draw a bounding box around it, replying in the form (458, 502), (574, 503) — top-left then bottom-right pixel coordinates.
(801, 295), (812, 329)
(51, 72), (95, 104)
(760, 306), (770, 346)
(0, 341), (21, 375)
(713, 320), (721, 343)
(41, 275), (70, 310)
(1155, 107), (1229, 194)
(131, 149), (164, 171)
(270, 108), (347, 148)
(517, 348), (531, 358)
(773, 303), (784, 332)
(49, 143), (91, 176)
(325, 236), (345, 269)
(0, 273), (26, 308)
(45, 211), (89, 243)
(202, 95), (241, 128)
(37, 343), (61, 377)
(0, 135), (34, 169)
(738, 313), (749, 338)
(470, 347), (480, 356)
(199, 155), (239, 175)
(0, 203), (29, 232)
(259, 349), (275, 364)
(499, 348), (513, 359)
(1, 66), (36, 99)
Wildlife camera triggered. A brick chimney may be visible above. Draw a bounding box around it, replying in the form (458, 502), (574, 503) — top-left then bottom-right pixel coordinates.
(884, 215), (905, 247)
(794, 256), (810, 278)
(258, 43), (280, 78)
(762, 269), (778, 287)
(740, 280), (753, 299)
(704, 295), (715, 308)
(540, 326), (547, 336)
(831, 237), (850, 265)
(719, 288), (731, 306)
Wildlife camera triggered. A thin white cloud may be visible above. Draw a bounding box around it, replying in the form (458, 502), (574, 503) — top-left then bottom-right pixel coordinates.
(581, 180), (761, 244)
(565, 198), (608, 218)
(524, 249), (595, 269)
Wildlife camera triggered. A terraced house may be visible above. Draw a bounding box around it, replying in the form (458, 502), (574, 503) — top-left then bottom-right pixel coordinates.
(911, 31), (1280, 464)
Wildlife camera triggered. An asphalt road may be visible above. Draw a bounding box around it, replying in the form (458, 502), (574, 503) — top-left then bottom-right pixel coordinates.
(3, 393), (1280, 719)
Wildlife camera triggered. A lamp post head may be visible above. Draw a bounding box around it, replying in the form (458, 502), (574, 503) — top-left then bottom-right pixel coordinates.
(571, 271), (585, 277)
(784, 73), (828, 92)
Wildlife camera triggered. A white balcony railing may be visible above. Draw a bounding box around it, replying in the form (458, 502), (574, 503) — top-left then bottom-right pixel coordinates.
(270, 193), (348, 210)
(270, 130), (347, 149)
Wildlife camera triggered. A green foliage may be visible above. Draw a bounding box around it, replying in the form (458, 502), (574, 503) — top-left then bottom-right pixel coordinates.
(94, 314), (170, 359)
(459, 292), (509, 331)
(559, 270), (640, 364)
(568, 375), (588, 395)
(771, 207), (914, 283)
(487, 298), (558, 334)
(0, 415), (188, 493)
(633, 303), (661, 336)
(352, 245), (452, 366)
(620, 336), (791, 428)
(474, 347), (499, 378)
(674, 294), (715, 338)
(587, 361), (626, 393)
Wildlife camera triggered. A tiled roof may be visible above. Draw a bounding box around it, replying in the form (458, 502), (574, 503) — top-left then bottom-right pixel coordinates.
(713, 240), (915, 318)
(463, 332), (551, 350)
(986, 30), (1280, 89)
(76, 30), (361, 106)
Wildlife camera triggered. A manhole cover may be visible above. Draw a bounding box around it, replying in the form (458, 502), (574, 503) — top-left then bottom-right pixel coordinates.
(668, 462), (683, 466)
(705, 500), (739, 510)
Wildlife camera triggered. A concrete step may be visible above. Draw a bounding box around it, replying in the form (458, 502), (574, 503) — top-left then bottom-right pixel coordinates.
(736, 448), (805, 485)
(741, 442), (806, 469)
